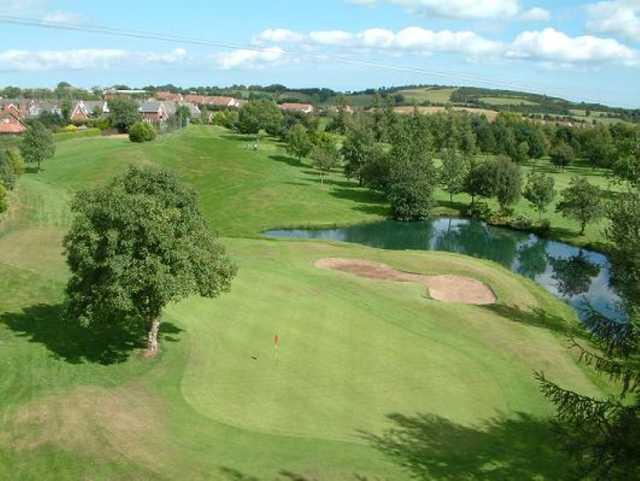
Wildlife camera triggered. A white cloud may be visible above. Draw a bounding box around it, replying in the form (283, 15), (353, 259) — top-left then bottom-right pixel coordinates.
(309, 30), (355, 45)
(0, 0), (46, 13)
(393, 27), (504, 55)
(255, 26), (504, 57)
(389, 0), (521, 18)
(254, 25), (640, 68)
(214, 47), (286, 70)
(587, 0), (640, 42)
(347, 0), (552, 21)
(346, 0), (377, 5)
(520, 7), (551, 21)
(0, 48), (188, 71)
(256, 28), (304, 44)
(507, 27), (638, 65)
(360, 28), (396, 47)
(42, 10), (87, 24)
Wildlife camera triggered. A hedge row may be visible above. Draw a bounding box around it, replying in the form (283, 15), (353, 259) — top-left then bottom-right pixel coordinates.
(53, 128), (102, 142)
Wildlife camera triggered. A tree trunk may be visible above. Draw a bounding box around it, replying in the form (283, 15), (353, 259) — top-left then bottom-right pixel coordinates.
(580, 221), (586, 235)
(145, 317), (161, 357)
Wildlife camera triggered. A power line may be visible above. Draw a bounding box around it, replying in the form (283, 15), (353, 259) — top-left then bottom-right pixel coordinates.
(0, 14), (615, 104)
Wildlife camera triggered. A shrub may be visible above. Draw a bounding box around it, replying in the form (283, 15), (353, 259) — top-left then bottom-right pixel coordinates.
(464, 201), (492, 219)
(0, 184), (7, 214)
(0, 150), (16, 190)
(7, 149), (25, 176)
(510, 214), (533, 230)
(62, 124), (78, 132)
(537, 219), (552, 236)
(128, 122), (157, 143)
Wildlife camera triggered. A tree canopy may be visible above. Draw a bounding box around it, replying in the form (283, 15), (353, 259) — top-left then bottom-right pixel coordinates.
(556, 176), (604, 235)
(238, 100), (283, 136)
(20, 121), (55, 172)
(63, 166), (237, 355)
(108, 98), (141, 133)
(523, 171), (556, 219)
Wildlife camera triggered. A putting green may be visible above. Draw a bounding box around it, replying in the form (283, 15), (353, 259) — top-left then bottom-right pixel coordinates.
(176, 239), (599, 442)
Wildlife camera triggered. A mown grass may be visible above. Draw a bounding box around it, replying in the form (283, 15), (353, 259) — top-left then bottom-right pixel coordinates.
(0, 126), (609, 481)
(478, 96), (539, 106)
(398, 87), (457, 104)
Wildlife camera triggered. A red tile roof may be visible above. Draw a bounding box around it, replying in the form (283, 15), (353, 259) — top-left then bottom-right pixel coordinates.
(279, 103), (314, 112)
(0, 110), (27, 134)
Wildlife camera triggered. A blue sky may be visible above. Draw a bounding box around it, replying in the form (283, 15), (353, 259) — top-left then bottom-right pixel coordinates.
(0, 0), (639, 107)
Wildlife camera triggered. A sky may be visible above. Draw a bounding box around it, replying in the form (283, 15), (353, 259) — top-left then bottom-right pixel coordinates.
(0, 0), (639, 107)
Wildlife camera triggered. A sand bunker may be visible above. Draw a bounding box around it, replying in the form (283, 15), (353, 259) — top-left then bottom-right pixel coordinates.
(315, 258), (496, 305)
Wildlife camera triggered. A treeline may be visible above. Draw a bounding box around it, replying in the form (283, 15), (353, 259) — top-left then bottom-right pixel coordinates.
(0, 82), (101, 101)
(452, 86), (640, 121)
(224, 99), (639, 237)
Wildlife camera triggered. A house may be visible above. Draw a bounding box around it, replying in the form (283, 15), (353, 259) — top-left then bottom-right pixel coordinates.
(0, 110), (27, 135)
(0, 100), (27, 118)
(139, 101), (170, 124)
(207, 96), (242, 109)
(26, 100), (62, 119)
(70, 100), (109, 122)
(184, 94), (206, 104)
(183, 102), (201, 119)
(103, 88), (148, 100)
(155, 91), (183, 102)
(184, 95), (242, 109)
(279, 102), (315, 114)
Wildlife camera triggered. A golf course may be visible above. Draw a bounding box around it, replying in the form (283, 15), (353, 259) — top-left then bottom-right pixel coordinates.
(0, 126), (611, 480)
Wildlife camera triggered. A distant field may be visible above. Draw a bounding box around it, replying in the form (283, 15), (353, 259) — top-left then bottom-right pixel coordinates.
(398, 87), (456, 104)
(479, 96), (539, 106)
(394, 105), (499, 122)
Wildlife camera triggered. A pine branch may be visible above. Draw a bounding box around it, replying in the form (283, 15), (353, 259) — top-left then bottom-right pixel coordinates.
(535, 371), (618, 425)
(568, 338), (640, 396)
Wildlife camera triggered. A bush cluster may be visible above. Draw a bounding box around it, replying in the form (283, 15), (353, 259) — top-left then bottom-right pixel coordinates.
(129, 122), (157, 143)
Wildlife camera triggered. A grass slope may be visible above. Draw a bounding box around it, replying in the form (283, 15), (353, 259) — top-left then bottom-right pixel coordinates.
(0, 126), (607, 481)
(398, 87), (457, 104)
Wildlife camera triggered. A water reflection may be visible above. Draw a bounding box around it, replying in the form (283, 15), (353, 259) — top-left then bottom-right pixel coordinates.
(265, 219), (624, 322)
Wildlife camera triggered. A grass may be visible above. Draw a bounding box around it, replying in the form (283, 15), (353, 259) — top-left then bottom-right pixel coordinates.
(479, 96), (539, 106)
(398, 87), (457, 104)
(0, 126), (611, 480)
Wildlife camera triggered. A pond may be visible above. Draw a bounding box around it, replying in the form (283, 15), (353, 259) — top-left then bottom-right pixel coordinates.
(265, 218), (624, 322)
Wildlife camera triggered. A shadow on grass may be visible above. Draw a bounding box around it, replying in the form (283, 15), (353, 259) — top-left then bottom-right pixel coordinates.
(330, 187), (390, 216)
(482, 304), (582, 338)
(270, 154), (304, 168)
(363, 412), (571, 481)
(0, 303), (183, 365)
(219, 467), (382, 481)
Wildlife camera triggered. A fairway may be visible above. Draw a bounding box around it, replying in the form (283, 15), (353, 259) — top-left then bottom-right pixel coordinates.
(0, 127), (608, 480)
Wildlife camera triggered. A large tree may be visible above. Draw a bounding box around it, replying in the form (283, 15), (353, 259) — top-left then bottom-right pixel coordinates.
(63, 167), (237, 355)
(556, 176), (604, 235)
(493, 156), (522, 213)
(387, 112), (437, 221)
(550, 141), (576, 170)
(464, 160), (496, 206)
(108, 98), (141, 133)
(342, 120), (376, 186)
(439, 148), (468, 203)
(20, 121), (55, 172)
(285, 123), (313, 162)
(311, 135), (340, 185)
(523, 171), (556, 219)
(238, 99), (283, 137)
